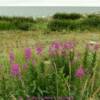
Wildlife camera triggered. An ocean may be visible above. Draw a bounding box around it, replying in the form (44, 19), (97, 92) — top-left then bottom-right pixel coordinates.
(0, 6), (100, 17)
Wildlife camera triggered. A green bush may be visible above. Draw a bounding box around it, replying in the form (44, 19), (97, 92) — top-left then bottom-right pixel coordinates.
(48, 13), (83, 31)
(53, 13), (83, 20)
(82, 16), (100, 27)
(0, 16), (35, 31)
(48, 19), (81, 31)
(48, 13), (100, 31)
(15, 22), (31, 31)
(0, 21), (31, 31)
(0, 22), (16, 30)
(0, 16), (34, 23)
(87, 14), (100, 18)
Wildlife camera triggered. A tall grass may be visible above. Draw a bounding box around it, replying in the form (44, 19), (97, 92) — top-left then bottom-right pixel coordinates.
(0, 40), (100, 99)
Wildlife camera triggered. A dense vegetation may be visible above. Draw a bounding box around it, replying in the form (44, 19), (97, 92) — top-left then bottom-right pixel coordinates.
(0, 40), (100, 99)
(0, 13), (100, 99)
(53, 13), (83, 20)
(48, 13), (100, 31)
(0, 16), (35, 31)
(0, 13), (100, 31)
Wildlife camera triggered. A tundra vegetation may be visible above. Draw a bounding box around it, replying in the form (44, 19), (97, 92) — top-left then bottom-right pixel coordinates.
(0, 13), (100, 100)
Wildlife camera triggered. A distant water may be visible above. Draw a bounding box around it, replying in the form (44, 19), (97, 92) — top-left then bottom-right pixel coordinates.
(0, 6), (100, 17)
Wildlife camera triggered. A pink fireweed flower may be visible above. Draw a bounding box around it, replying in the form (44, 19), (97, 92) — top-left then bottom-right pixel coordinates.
(11, 64), (20, 76)
(34, 43), (44, 55)
(36, 47), (42, 54)
(24, 48), (32, 61)
(63, 41), (76, 50)
(51, 41), (62, 49)
(75, 66), (85, 79)
(9, 50), (15, 64)
(49, 41), (63, 55)
(35, 46), (43, 55)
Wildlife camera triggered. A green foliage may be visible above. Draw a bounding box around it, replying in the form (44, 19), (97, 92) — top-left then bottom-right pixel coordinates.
(0, 16), (34, 31)
(0, 16), (34, 23)
(48, 19), (81, 31)
(16, 22), (31, 31)
(0, 41), (99, 99)
(81, 16), (100, 29)
(0, 13), (100, 32)
(0, 21), (16, 30)
(48, 13), (100, 32)
(53, 13), (83, 20)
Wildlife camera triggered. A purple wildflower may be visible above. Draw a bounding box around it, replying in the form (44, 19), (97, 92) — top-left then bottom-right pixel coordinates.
(63, 41), (75, 50)
(75, 66), (85, 79)
(11, 64), (20, 76)
(49, 41), (63, 55)
(51, 41), (62, 49)
(24, 48), (32, 61)
(35, 46), (43, 55)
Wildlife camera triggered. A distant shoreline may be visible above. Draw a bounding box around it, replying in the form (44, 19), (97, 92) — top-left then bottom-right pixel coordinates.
(0, 7), (100, 17)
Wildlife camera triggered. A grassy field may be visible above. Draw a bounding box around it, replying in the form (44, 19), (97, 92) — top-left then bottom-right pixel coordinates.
(0, 30), (99, 99)
(0, 30), (100, 51)
(0, 14), (100, 99)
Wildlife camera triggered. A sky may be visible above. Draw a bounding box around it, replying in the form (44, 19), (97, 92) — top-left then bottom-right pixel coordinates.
(0, 0), (100, 6)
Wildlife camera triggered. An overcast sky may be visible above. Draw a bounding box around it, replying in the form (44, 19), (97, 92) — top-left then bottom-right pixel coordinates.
(0, 0), (100, 6)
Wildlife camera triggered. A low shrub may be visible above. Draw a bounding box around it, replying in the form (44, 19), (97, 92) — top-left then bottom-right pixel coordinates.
(0, 16), (34, 23)
(53, 13), (83, 20)
(0, 16), (35, 31)
(16, 22), (31, 31)
(48, 13), (100, 31)
(48, 19), (81, 31)
(0, 21), (16, 30)
(82, 16), (100, 28)
(0, 21), (32, 31)
(87, 14), (100, 18)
